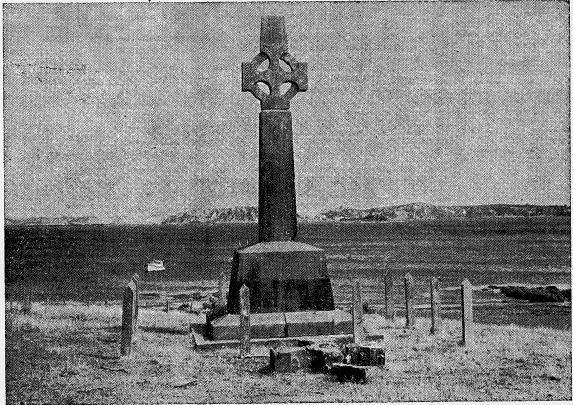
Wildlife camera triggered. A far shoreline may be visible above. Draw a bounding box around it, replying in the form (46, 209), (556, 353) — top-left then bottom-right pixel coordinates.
(4, 215), (571, 227)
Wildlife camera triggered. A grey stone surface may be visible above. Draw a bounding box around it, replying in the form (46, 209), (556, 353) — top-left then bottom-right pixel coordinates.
(189, 313), (207, 336)
(332, 309), (353, 334)
(227, 242), (334, 314)
(285, 311), (334, 337)
(211, 313), (287, 340)
(211, 310), (350, 340)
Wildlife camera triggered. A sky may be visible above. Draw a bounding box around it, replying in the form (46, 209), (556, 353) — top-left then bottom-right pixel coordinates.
(3, 1), (570, 221)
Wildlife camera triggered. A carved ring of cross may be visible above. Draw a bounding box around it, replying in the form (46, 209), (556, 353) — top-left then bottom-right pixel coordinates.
(242, 51), (308, 110)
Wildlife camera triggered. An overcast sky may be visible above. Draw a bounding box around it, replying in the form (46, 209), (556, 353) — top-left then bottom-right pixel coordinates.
(4, 1), (570, 220)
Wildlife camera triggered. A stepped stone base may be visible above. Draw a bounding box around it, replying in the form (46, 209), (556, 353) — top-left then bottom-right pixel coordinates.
(210, 310), (352, 341)
(226, 241), (335, 314)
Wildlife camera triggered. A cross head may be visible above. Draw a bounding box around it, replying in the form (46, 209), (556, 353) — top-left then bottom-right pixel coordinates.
(242, 16), (308, 110)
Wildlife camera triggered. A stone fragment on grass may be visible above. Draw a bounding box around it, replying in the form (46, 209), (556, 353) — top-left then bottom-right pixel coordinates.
(330, 362), (367, 383)
(306, 342), (344, 372)
(343, 342), (385, 367)
(270, 346), (311, 373)
(191, 301), (204, 313)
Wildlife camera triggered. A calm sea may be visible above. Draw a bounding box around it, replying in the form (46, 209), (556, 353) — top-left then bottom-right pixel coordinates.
(5, 217), (571, 329)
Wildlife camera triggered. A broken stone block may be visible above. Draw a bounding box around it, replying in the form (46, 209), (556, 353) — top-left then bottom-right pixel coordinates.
(344, 342), (385, 367)
(306, 342), (344, 372)
(330, 363), (367, 383)
(270, 346), (311, 373)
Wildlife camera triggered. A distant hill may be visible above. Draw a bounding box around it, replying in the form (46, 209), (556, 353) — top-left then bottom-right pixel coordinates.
(161, 203), (570, 224)
(161, 206), (258, 224)
(5, 203), (570, 226)
(319, 203), (571, 222)
(5, 216), (103, 226)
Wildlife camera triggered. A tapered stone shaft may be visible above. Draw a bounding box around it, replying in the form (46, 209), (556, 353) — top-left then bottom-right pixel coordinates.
(259, 110), (297, 242)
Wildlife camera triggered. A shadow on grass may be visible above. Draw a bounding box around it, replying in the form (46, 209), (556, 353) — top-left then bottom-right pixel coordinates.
(257, 364), (273, 375)
(140, 326), (189, 335)
(101, 326), (122, 332)
(78, 351), (120, 361)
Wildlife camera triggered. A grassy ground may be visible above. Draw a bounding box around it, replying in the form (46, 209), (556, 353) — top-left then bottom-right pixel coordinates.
(5, 302), (572, 403)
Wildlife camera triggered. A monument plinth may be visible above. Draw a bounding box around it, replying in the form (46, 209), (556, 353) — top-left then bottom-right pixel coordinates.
(226, 16), (335, 314)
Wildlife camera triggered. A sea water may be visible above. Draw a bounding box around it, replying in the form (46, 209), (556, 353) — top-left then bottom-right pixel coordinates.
(5, 217), (571, 329)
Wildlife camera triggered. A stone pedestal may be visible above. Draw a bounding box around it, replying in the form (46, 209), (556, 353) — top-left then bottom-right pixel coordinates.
(344, 342), (385, 367)
(227, 241), (334, 314)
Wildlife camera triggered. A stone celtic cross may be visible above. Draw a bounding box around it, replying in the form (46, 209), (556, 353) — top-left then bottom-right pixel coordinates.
(226, 16), (334, 315)
(242, 16), (308, 242)
(242, 16), (308, 110)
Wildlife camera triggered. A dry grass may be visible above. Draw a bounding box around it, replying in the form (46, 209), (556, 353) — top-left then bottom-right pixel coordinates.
(5, 303), (572, 404)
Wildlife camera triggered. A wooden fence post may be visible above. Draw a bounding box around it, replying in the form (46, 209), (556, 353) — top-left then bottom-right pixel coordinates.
(22, 282), (32, 314)
(352, 279), (365, 343)
(384, 271), (395, 322)
(404, 273), (415, 328)
(239, 284), (251, 357)
(120, 280), (137, 357)
(461, 279), (473, 347)
(430, 277), (441, 335)
(131, 274), (140, 338)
